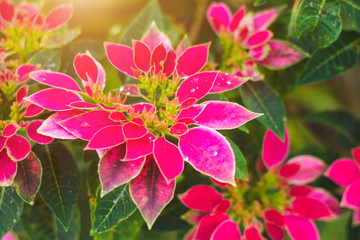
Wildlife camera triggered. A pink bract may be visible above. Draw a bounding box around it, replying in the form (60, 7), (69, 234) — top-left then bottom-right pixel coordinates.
(179, 185), (222, 212)
(179, 127), (235, 185)
(262, 128), (290, 169)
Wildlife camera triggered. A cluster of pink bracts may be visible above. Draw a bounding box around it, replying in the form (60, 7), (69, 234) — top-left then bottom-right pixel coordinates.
(0, 1), (357, 240)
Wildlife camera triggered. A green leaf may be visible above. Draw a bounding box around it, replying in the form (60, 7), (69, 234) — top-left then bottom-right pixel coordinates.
(341, 0), (360, 32)
(0, 187), (24, 237)
(28, 49), (62, 72)
(227, 138), (248, 180)
(14, 152), (42, 205)
(33, 143), (80, 231)
(254, 0), (266, 7)
(41, 28), (81, 49)
(295, 0), (342, 48)
(112, 211), (143, 239)
(296, 31), (360, 87)
(21, 203), (57, 240)
(304, 110), (360, 146)
(120, 0), (164, 45)
(240, 81), (285, 140)
(57, 205), (81, 240)
(91, 184), (137, 234)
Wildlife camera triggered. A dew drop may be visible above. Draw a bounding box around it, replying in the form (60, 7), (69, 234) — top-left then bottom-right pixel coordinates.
(183, 156), (189, 161)
(226, 81), (232, 85)
(213, 152), (218, 156)
(190, 89), (195, 93)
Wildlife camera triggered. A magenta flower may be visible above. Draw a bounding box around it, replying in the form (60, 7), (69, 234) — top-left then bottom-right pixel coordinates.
(325, 148), (360, 225)
(27, 26), (260, 228)
(179, 185), (241, 240)
(0, 0), (72, 30)
(0, 64), (53, 187)
(179, 128), (340, 240)
(206, 2), (305, 80)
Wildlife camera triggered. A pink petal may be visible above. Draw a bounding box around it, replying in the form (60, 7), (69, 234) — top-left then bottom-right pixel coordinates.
(129, 102), (155, 114)
(195, 101), (260, 129)
(37, 110), (84, 139)
(179, 97), (198, 110)
(58, 110), (118, 140)
(213, 199), (231, 215)
(179, 185), (222, 212)
(133, 40), (151, 72)
(98, 144), (145, 196)
(265, 209), (284, 226)
(265, 222), (284, 240)
(262, 128), (290, 169)
(284, 155), (326, 185)
(153, 137), (184, 182)
(45, 5), (73, 30)
(6, 134), (31, 161)
(24, 88), (82, 111)
(68, 101), (98, 109)
(124, 133), (155, 160)
(119, 85), (140, 96)
(1, 231), (18, 240)
(16, 2), (39, 23)
(279, 163), (300, 178)
(211, 220), (241, 240)
(341, 179), (360, 210)
(122, 122), (147, 139)
(131, 117), (144, 126)
(105, 42), (138, 77)
(2, 124), (20, 137)
(177, 104), (204, 120)
(244, 226), (262, 240)
(24, 104), (44, 117)
(176, 117), (197, 126)
(230, 6), (245, 32)
(284, 215), (319, 240)
(0, 0), (14, 22)
(150, 43), (166, 75)
(141, 22), (172, 52)
(130, 155), (176, 229)
(0, 136), (6, 150)
(325, 158), (360, 186)
(179, 127), (235, 185)
(195, 214), (229, 240)
(176, 71), (217, 104)
(249, 44), (270, 61)
(308, 188), (343, 218)
(16, 85), (29, 103)
(206, 2), (232, 33)
(289, 186), (313, 197)
(352, 148), (360, 165)
(29, 70), (82, 92)
(26, 120), (54, 144)
(170, 122), (189, 136)
(86, 125), (125, 150)
(209, 72), (247, 93)
(74, 54), (105, 89)
(16, 64), (37, 83)
(292, 196), (332, 220)
(246, 30), (273, 49)
(257, 41), (306, 69)
(163, 49), (177, 77)
(253, 7), (283, 32)
(176, 43), (210, 77)
(109, 111), (127, 122)
(0, 149), (17, 186)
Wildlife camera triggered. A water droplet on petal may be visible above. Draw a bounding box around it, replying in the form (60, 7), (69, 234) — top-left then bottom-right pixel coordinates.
(190, 89), (195, 93)
(183, 156), (189, 161)
(226, 81), (232, 85)
(213, 152), (218, 156)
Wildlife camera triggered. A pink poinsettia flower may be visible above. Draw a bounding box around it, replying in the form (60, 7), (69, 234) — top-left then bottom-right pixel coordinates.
(0, 0), (72, 30)
(179, 185), (241, 240)
(179, 128), (340, 240)
(0, 65), (53, 187)
(28, 26), (260, 228)
(325, 148), (360, 225)
(206, 3), (305, 80)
